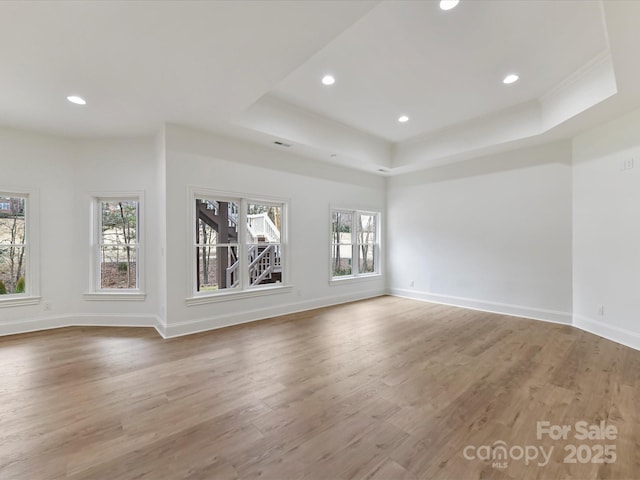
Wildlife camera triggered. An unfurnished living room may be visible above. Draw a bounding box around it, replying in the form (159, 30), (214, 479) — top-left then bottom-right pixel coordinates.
(1, 1), (639, 479)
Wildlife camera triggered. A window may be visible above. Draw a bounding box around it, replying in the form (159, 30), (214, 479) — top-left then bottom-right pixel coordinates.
(331, 209), (380, 281)
(196, 199), (240, 293)
(190, 190), (288, 302)
(246, 201), (283, 288)
(0, 195), (27, 296)
(0, 189), (38, 306)
(88, 194), (144, 298)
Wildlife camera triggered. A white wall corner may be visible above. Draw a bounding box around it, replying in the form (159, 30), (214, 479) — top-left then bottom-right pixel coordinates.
(154, 315), (167, 339)
(573, 314), (640, 351)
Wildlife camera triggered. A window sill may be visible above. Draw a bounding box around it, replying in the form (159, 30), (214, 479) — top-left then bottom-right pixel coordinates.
(330, 273), (383, 286)
(83, 292), (147, 302)
(186, 284), (293, 306)
(0, 295), (41, 308)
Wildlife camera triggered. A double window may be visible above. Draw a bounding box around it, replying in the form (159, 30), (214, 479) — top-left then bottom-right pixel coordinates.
(191, 191), (287, 300)
(331, 209), (380, 280)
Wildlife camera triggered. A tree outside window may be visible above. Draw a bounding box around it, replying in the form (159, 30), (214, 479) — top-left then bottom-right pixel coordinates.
(331, 211), (353, 277)
(99, 200), (139, 289)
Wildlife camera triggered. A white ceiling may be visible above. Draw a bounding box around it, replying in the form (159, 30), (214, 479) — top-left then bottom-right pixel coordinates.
(272, 0), (608, 142)
(1, 0), (640, 175)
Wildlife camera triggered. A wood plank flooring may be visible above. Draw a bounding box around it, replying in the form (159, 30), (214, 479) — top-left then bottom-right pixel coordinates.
(1, 296), (639, 479)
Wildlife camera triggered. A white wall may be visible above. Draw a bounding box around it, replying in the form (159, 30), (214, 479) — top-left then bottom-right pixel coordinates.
(572, 108), (640, 350)
(163, 125), (386, 337)
(388, 141), (573, 324)
(0, 128), (160, 334)
(3, 117), (640, 350)
(70, 137), (159, 321)
(0, 127), (75, 329)
(0, 124), (385, 337)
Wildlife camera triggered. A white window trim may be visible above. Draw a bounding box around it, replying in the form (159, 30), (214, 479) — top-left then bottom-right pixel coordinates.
(186, 186), (291, 305)
(84, 191), (146, 301)
(0, 187), (40, 308)
(329, 207), (382, 285)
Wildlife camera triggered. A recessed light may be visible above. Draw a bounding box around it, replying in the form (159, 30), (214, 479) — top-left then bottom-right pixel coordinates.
(439, 0), (459, 11)
(398, 115), (409, 123)
(503, 74), (519, 85)
(321, 75), (335, 86)
(67, 95), (86, 105)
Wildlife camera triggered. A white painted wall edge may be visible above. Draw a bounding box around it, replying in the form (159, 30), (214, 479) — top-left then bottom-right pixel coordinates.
(573, 314), (640, 352)
(164, 288), (386, 338)
(0, 313), (165, 338)
(390, 288), (573, 325)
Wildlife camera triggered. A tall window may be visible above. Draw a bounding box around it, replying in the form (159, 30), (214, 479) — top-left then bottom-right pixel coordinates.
(193, 194), (286, 297)
(247, 202), (283, 288)
(95, 198), (140, 290)
(0, 195), (27, 296)
(331, 209), (380, 280)
(196, 199), (240, 292)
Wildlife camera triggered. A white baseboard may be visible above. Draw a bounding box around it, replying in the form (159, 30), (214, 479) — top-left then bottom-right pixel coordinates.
(573, 314), (640, 351)
(154, 317), (167, 339)
(0, 289), (384, 339)
(390, 288), (573, 325)
(4, 292), (638, 353)
(391, 289), (640, 352)
(164, 288), (386, 338)
(0, 313), (161, 337)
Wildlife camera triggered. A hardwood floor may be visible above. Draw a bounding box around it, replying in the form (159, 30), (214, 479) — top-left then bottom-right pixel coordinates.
(1, 296), (639, 479)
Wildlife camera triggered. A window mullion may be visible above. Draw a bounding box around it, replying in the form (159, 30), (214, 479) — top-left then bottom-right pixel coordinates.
(239, 198), (248, 290)
(354, 237), (359, 276)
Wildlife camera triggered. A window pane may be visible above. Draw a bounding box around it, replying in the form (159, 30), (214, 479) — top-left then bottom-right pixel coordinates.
(197, 245), (239, 292)
(101, 201), (138, 245)
(358, 244), (376, 274)
(101, 245), (137, 289)
(332, 211), (352, 244)
(197, 217), (217, 245)
(331, 244), (352, 277)
(196, 199), (238, 243)
(247, 204), (281, 244)
(357, 213), (376, 244)
(0, 197), (26, 248)
(248, 243), (282, 287)
(0, 246), (26, 294)
(0, 196), (25, 217)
